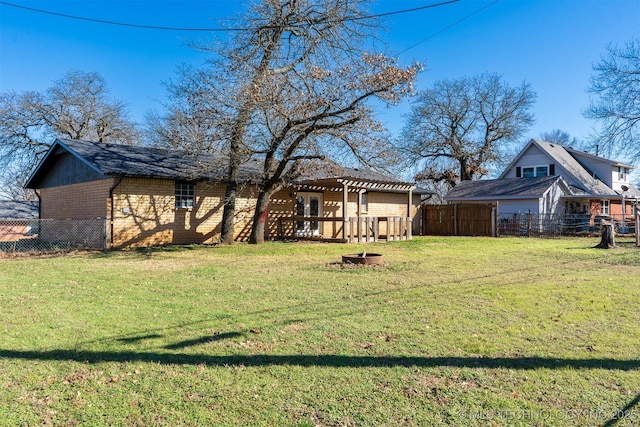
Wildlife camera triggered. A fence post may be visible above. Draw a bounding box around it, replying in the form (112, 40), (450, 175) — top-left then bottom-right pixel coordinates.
(103, 217), (108, 250)
(373, 217), (379, 242)
(495, 201), (500, 237)
(491, 206), (496, 237)
(636, 212), (639, 247)
(364, 216), (371, 242)
(454, 203), (458, 236)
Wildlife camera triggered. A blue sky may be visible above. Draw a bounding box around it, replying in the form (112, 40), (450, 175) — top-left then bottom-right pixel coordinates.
(1, 0), (639, 158)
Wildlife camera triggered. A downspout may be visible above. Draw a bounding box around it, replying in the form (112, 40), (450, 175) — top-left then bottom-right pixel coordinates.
(34, 190), (42, 218)
(108, 176), (123, 249)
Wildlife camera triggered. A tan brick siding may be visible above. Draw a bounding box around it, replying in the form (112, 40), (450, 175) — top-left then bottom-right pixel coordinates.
(110, 178), (267, 247)
(40, 179), (112, 219)
(266, 189), (296, 239)
(39, 176), (421, 247)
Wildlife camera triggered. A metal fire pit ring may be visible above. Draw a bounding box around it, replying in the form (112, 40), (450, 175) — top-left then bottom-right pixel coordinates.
(341, 252), (383, 265)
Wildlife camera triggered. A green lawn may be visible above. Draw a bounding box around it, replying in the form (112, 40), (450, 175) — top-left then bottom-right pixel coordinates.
(1, 237), (639, 426)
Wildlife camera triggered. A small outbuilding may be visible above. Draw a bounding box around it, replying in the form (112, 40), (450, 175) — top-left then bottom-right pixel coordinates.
(25, 138), (426, 248)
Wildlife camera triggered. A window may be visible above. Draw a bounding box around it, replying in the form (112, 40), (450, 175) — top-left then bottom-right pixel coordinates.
(175, 182), (195, 208)
(360, 192), (368, 214)
(601, 200), (610, 215)
(295, 193), (323, 236)
(619, 167), (628, 181)
(521, 165), (549, 178)
(536, 166), (549, 177)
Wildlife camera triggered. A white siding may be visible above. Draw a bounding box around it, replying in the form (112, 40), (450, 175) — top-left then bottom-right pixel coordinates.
(503, 145), (550, 178)
(497, 199), (540, 215)
(542, 181), (567, 216)
(611, 166), (630, 191)
(569, 151), (619, 188)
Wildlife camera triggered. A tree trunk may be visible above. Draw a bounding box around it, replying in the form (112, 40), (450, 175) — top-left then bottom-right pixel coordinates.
(595, 221), (616, 249)
(459, 158), (473, 181)
(249, 190), (272, 244)
(220, 178), (237, 245)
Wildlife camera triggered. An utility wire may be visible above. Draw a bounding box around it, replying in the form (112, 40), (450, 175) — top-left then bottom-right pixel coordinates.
(397, 0), (501, 55)
(0, 1), (459, 32)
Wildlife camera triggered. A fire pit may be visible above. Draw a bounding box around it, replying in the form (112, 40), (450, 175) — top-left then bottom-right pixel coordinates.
(341, 252), (383, 265)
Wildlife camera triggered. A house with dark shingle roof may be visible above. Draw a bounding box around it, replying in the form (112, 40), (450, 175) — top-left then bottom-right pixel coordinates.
(446, 139), (639, 227)
(25, 139), (426, 248)
(0, 200), (39, 243)
(0, 200), (39, 219)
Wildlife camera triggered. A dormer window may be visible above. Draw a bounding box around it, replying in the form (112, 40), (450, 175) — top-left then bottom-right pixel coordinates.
(619, 167), (628, 181)
(536, 166), (549, 177)
(517, 165), (551, 178)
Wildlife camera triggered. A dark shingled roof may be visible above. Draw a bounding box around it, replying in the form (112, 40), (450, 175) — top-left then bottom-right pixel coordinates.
(446, 175), (566, 200)
(27, 139), (422, 192)
(0, 200), (39, 219)
(58, 138), (264, 181)
(26, 139), (263, 188)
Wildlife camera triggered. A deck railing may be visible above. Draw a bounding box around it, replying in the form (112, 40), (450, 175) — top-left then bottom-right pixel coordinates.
(277, 216), (413, 243)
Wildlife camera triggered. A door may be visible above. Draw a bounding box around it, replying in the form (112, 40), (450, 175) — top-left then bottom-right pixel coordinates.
(295, 193), (323, 236)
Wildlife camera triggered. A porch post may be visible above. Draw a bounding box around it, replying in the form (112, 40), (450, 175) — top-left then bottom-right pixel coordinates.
(342, 182), (349, 241)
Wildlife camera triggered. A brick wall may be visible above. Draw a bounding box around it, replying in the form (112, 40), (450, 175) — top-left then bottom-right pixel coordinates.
(40, 177), (422, 247)
(40, 179), (113, 219)
(111, 178), (265, 247)
(266, 189), (295, 239)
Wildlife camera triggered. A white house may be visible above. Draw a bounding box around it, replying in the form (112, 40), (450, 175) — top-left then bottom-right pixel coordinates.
(446, 139), (639, 229)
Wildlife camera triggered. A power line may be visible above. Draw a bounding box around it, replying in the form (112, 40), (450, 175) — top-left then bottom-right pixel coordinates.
(0, 1), (459, 32)
(0, 1), (242, 32)
(397, 0), (501, 55)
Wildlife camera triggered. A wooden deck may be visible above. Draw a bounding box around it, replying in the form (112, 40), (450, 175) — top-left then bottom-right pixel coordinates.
(277, 216), (413, 243)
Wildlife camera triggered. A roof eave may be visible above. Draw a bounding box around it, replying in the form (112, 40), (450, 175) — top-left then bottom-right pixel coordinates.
(25, 139), (106, 189)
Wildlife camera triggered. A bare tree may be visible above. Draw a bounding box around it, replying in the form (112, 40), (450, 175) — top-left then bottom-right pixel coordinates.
(585, 38), (640, 162)
(401, 73), (536, 187)
(247, 54), (418, 243)
(146, 64), (227, 155)
(163, 0), (419, 244)
(0, 70), (139, 197)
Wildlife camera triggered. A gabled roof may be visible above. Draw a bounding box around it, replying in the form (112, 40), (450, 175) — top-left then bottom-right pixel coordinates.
(0, 200), (39, 219)
(499, 139), (619, 196)
(566, 146), (634, 169)
(446, 175), (569, 201)
(26, 139), (420, 192)
(26, 138), (263, 189)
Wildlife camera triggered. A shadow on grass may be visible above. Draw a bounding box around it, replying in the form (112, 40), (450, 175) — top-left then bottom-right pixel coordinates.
(0, 348), (638, 371)
(603, 393), (640, 427)
(116, 334), (164, 343)
(163, 332), (245, 350)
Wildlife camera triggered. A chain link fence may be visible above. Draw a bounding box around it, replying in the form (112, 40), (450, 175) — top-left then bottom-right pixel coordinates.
(0, 218), (106, 254)
(498, 213), (637, 237)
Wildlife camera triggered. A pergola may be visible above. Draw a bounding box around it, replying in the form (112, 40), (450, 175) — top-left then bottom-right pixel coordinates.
(293, 176), (416, 241)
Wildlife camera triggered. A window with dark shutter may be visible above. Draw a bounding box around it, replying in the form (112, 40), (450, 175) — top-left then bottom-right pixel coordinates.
(516, 167), (521, 178)
(549, 164), (555, 175)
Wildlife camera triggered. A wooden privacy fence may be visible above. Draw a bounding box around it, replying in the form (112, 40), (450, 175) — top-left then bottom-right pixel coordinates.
(423, 204), (496, 236)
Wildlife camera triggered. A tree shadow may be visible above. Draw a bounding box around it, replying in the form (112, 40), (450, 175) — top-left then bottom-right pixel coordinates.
(0, 348), (638, 371)
(115, 333), (163, 344)
(163, 332), (245, 350)
(602, 393), (640, 427)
